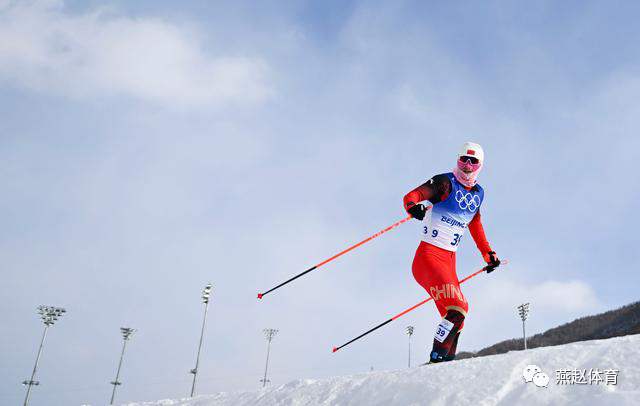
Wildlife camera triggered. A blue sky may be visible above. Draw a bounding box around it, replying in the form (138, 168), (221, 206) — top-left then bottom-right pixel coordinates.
(1, 1), (639, 405)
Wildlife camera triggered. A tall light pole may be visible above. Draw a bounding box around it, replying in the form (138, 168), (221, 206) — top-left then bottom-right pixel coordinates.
(518, 303), (530, 350)
(23, 305), (66, 406)
(110, 327), (136, 405)
(260, 329), (278, 388)
(190, 283), (212, 398)
(406, 326), (414, 368)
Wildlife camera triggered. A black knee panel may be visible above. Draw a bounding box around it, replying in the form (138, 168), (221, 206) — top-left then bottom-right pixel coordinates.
(444, 309), (465, 326)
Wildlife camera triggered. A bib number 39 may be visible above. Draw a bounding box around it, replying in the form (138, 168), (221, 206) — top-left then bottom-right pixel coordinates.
(434, 318), (454, 343)
(423, 226), (439, 238)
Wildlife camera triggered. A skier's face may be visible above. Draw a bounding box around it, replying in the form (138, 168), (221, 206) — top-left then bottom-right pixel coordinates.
(457, 156), (481, 174)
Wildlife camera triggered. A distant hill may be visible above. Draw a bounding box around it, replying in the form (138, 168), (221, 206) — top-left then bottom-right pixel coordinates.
(457, 300), (640, 359)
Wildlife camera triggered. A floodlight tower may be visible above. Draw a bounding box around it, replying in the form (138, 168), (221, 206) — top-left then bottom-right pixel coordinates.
(23, 305), (66, 406)
(260, 329), (278, 388)
(109, 327), (136, 405)
(190, 283), (212, 397)
(518, 303), (530, 350)
(406, 326), (415, 368)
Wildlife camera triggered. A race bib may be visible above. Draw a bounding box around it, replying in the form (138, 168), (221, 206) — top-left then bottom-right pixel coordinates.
(434, 318), (454, 343)
(420, 173), (484, 252)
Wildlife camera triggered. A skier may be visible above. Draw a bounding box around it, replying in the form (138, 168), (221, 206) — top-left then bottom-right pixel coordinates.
(403, 142), (501, 363)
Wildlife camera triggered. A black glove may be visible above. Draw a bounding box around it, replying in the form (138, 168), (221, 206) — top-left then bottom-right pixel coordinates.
(407, 203), (427, 221)
(484, 251), (501, 273)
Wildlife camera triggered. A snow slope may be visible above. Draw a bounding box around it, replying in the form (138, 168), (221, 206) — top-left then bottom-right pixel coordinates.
(126, 334), (640, 406)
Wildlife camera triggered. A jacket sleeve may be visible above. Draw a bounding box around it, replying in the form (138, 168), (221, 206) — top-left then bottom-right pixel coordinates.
(403, 174), (451, 213)
(403, 184), (433, 212)
(468, 211), (492, 256)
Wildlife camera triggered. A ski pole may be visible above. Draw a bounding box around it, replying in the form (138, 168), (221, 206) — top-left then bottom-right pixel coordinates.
(332, 261), (508, 353)
(258, 215), (413, 299)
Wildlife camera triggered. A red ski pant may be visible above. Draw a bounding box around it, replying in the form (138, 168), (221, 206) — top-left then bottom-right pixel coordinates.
(412, 241), (468, 330)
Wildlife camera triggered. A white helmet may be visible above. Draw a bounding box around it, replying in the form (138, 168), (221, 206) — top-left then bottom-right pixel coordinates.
(458, 142), (484, 163)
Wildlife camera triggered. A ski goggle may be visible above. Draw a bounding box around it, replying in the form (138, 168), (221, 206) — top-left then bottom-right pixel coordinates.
(457, 156), (482, 171)
(459, 155), (480, 165)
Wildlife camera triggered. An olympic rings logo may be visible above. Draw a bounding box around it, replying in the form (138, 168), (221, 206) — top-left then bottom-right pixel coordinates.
(455, 190), (480, 212)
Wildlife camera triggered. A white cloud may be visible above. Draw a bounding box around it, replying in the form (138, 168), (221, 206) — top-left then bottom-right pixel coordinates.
(473, 277), (600, 313)
(457, 275), (603, 349)
(0, 0), (272, 109)
(527, 280), (599, 311)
